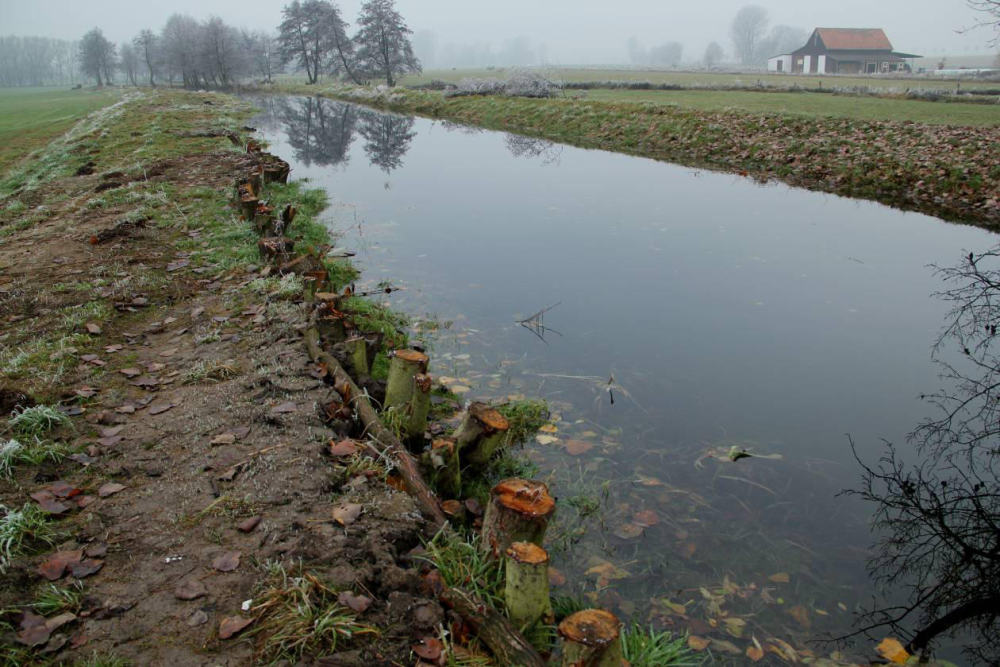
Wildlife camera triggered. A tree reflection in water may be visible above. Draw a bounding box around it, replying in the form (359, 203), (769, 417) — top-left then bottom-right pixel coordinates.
(273, 96), (358, 169)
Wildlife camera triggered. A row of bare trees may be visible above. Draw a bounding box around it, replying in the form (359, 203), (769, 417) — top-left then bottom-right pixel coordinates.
(0, 36), (80, 87)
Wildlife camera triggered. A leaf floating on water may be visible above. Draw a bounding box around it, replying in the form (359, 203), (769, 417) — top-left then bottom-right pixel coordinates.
(788, 604), (811, 629)
(538, 424), (558, 433)
(535, 435), (559, 445)
(564, 439), (594, 455)
(636, 473), (665, 486)
(688, 636), (710, 651)
(746, 636), (765, 662)
(451, 385), (471, 394)
(875, 638), (910, 664)
(723, 617), (746, 638)
(613, 523), (645, 540)
(768, 572), (790, 583)
(632, 509), (659, 526)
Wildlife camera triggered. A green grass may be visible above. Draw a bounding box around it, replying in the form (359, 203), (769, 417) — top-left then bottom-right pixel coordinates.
(342, 297), (409, 349)
(33, 582), (85, 616)
(417, 531), (504, 608)
(8, 405), (71, 437)
(0, 438), (72, 479)
(400, 67), (1000, 92)
(0, 503), (58, 572)
(73, 652), (131, 667)
(497, 399), (549, 447)
(0, 87), (119, 174)
(585, 88), (1000, 126)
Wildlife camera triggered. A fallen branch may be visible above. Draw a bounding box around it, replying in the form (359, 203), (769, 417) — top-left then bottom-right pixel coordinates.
(304, 323), (448, 532)
(441, 587), (546, 667)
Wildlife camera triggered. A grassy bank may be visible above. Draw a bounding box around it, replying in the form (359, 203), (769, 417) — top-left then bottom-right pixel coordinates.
(0, 87), (120, 174)
(282, 83), (1000, 227)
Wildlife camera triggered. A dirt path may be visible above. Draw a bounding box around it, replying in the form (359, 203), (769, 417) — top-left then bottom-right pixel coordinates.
(1, 91), (445, 666)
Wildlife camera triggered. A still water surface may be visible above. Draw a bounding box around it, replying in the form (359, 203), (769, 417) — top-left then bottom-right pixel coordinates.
(250, 95), (993, 662)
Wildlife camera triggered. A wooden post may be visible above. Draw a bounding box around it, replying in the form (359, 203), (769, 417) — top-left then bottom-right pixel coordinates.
(505, 542), (552, 633)
(481, 479), (555, 560)
(558, 610), (623, 667)
(421, 437), (461, 497)
(344, 337), (369, 376)
(385, 350), (431, 439)
(454, 403), (510, 467)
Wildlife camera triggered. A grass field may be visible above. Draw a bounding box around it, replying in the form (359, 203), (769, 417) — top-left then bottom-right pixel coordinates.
(399, 67), (1000, 91)
(0, 87), (119, 174)
(584, 88), (1000, 126)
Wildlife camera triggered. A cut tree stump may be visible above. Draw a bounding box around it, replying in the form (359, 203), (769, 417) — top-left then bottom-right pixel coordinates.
(505, 542), (552, 633)
(441, 587), (546, 667)
(454, 403), (510, 467)
(344, 337), (368, 376)
(481, 478), (555, 560)
(305, 324), (447, 531)
(385, 349), (431, 440)
(558, 609), (623, 667)
(421, 437), (460, 497)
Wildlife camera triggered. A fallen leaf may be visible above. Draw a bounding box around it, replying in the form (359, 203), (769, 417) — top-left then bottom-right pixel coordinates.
(788, 605), (811, 629)
(632, 509), (660, 526)
(564, 439), (594, 455)
(270, 402), (297, 414)
(328, 439), (359, 457)
(49, 481), (81, 498)
(332, 503), (362, 526)
(85, 323), (102, 335)
(451, 385), (471, 394)
(688, 636), (710, 651)
(768, 573), (790, 583)
(613, 523), (645, 540)
(30, 491), (71, 515)
(38, 550), (83, 581)
(158, 347), (179, 357)
(69, 559), (103, 578)
(212, 551), (241, 572)
(218, 616), (253, 639)
(210, 433), (236, 446)
(875, 638), (910, 664)
(119, 368), (142, 378)
(337, 592), (372, 613)
(188, 610), (209, 627)
(98, 482), (125, 498)
(175, 578), (207, 600)
(231, 426), (251, 439)
(709, 638), (743, 655)
(75, 386), (98, 398)
(747, 645), (764, 662)
(539, 423), (558, 433)
(535, 434), (559, 445)
(548, 567), (567, 586)
(237, 516), (261, 533)
(148, 402), (175, 415)
(723, 617), (746, 638)
(413, 637), (444, 661)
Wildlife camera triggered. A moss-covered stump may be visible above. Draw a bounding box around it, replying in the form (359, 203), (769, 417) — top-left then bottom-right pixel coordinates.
(505, 542), (553, 632)
(558, 609), (623, 667)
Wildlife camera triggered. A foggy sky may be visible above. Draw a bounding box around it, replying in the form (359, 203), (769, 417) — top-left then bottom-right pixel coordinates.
(2, 0), (994, 64)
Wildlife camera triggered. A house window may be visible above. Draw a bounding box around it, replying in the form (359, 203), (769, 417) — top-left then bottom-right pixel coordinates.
(796, 58), (803, 65)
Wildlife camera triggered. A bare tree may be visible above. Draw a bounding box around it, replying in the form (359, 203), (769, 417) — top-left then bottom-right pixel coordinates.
(648, 41), (683, 67)
(840, 246), (1000, 665)
(119, 43), (140, 86)
(161, 14), (201, 88)
(133, 29), (158, 87)
(756, 25), (808, 64)
(730, 5), (769, 67)
(79, 27), (117, 86)
(0, 36), (81, 87)
(277, 0), (355, 85)
(966, 1), (1000, 46)
(354, 0), (420, 87)
(244, 30), (280, 83)
(703, 41), (724, 67)
(201, 16), (245, 87)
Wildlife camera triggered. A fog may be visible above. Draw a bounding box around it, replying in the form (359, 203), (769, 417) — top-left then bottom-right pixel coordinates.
(2, 0), (993, 66)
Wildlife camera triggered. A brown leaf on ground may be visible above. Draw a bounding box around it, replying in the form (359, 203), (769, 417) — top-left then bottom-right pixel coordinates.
(30, 491), (72, 515)
(328, 439), (359, 457)
(231, 426), (251, 439)
(218, 616), (253, 639)
(158, 347), (179, 357)
(174, 578), (207, 601)
(49, 481), (81, 498)
(210, 433), (236, 446)
(270, 401), (297, 414)
(237, 516), (261, 533)
(98, 482), (125, 498)
(212, 551), (241, 572)
(413, 637), (444, 662)
(75, 386), (98, 398)
(85, 323), (102, 335)
(119, 368), (142, 378)
(16, 612), (52, 646)
(187, 610), (209, 627)
(332, 503), (362, 526)
(337, 592), (372, 613)
(148, 402), (175, 415)
(70, 559), (103, 578)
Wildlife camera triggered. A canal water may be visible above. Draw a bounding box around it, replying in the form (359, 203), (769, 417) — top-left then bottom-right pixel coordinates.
(249, 95), (993, 663)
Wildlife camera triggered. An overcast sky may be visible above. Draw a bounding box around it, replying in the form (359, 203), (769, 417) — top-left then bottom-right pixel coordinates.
(2, 0), (994, 63)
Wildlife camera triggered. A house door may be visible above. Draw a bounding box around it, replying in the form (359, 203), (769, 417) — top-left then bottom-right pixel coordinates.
(776, 60), (783, 72)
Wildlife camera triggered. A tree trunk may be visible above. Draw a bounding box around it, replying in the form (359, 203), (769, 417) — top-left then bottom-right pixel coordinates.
(453, 403), (510, 467)
(559, 610), (623, 667)
(344, 337), (369, 376)
(481, 478), (555, 560)
(505, 542), (552, 633)
(441, 587), (546, 667)
(305, 325), (447, 531)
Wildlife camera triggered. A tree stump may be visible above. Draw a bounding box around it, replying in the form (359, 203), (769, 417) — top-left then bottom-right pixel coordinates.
(454, 403), (510, 467)
(481, 478), (555, 560)
(421, 437), (460, 497)
(558, 610), (623, 667)
(344, 337), (369, 376)
(317, 315), (347, 344)
(257, 236), (295, 263)
(239, 194), (258, 223)
(505, 542), (552, 633)
(384, 349), (431, 439)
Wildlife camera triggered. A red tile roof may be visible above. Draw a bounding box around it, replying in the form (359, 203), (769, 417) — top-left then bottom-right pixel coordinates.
(816, 28), (894, 51)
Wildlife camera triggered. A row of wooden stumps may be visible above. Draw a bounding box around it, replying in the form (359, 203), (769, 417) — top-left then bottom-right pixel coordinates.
(380, 344), (626, 665)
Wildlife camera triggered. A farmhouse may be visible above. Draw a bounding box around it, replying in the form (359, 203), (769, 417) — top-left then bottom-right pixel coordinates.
(767, 28), (921, 75)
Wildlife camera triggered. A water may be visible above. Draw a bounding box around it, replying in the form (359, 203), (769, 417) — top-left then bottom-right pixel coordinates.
(249, 95), (993, 662)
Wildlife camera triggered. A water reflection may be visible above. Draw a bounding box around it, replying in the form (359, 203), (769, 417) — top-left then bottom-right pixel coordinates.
(357, 109), (417, 176)
(274, 96), (357, 168)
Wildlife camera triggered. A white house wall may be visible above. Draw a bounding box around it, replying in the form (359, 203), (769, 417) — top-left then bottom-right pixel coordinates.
(817, 55), (827, 74)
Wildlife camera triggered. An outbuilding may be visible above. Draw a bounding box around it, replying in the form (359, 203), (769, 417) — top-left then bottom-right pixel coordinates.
(767, 28), (921, 74)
